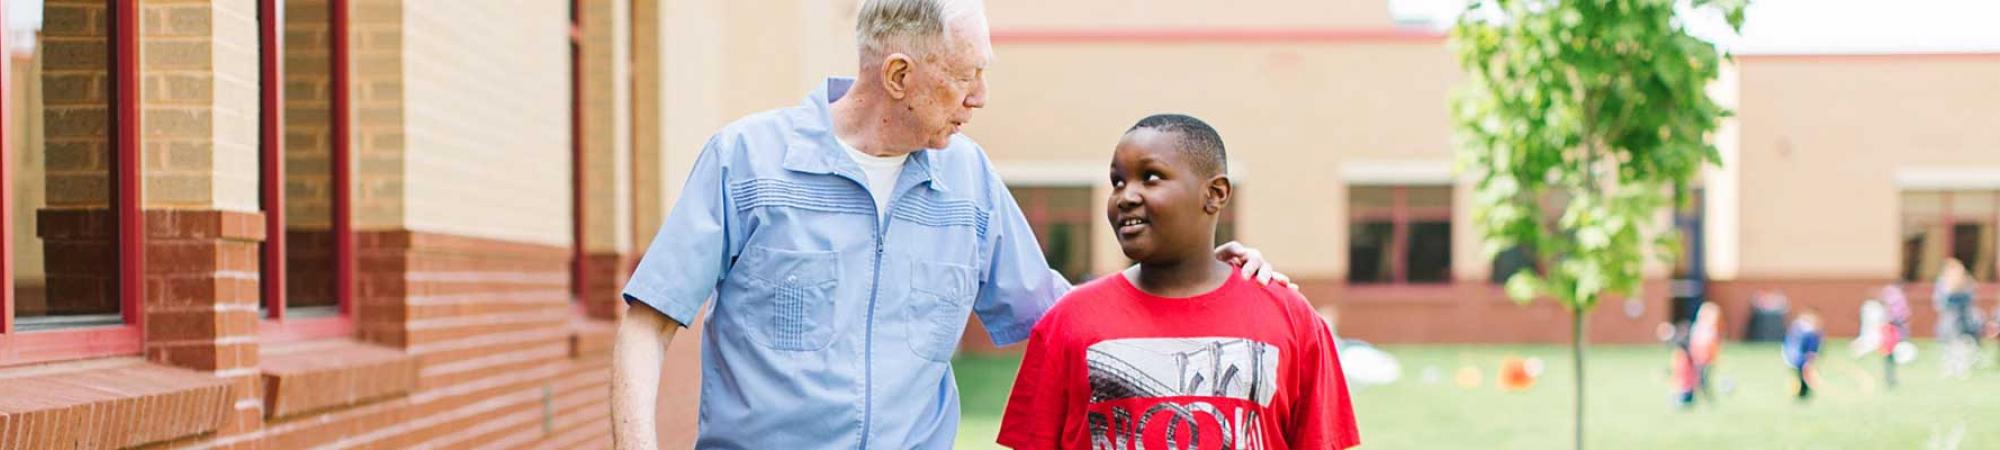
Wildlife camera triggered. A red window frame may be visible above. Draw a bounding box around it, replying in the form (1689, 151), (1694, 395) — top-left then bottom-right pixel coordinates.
(257, 0), (356, 342)
(1348, 185), (1455, 285)
(0, 1), (146, 365)
(569, 0), (588, 314)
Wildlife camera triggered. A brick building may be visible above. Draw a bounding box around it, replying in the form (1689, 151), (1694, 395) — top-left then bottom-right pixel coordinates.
(2, 0), (1997, 448)
(2, 0), (641, 447)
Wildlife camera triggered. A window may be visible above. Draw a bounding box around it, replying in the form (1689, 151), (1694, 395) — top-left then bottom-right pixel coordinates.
(2, 0), (143, 364)
(1349, 185), (1452, 284)
(1489, 190), (1574, 284)
(258, 0), (352, 340)
(1011, 186), (1094, 283)
(1902, 190), (1998, 282)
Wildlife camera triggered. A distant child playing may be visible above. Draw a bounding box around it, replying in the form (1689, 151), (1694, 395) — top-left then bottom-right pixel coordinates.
(1782, 308), (1822, 399)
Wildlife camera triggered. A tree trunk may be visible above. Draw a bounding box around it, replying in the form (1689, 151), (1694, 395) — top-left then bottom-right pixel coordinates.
(1572, 309), (1587, 450)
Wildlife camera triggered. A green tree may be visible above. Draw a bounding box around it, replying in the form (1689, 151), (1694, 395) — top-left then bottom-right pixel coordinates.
(1451, 1), (1745, 448)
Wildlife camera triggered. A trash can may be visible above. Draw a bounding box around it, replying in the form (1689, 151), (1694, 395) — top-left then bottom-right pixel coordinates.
(1744, 293), (1789, 342)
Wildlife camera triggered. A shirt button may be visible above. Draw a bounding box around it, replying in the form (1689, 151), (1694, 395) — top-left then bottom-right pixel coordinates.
(787, 275), (798, 283)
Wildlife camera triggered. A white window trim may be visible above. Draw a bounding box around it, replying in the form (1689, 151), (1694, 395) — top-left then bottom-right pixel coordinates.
(1341, 160), (1454, 186)
(1897, 167), (2000, 190)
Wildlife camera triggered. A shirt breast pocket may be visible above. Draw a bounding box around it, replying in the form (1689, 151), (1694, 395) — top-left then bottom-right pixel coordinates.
(733, 245), (840, 351)
(905, 260), (977, 362)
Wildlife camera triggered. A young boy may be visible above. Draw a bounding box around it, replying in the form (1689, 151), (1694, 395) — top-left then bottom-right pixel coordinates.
(1782, 307), (1822, 400)
(996, 114), (1360, 450)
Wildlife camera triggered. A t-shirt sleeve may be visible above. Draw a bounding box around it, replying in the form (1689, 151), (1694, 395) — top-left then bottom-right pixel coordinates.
(1290, 308), (1361, 449)
(996, 324), (1072, 449)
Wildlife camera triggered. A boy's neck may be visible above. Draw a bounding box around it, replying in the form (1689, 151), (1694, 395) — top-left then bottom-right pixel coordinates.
(1124, 251), (1234, 298)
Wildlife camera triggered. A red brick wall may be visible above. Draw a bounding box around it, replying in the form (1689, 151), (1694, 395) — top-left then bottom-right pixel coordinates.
(3, 227), (615, 448)
(143, 210), (268, 443)
(580, 252), (632, 321)
(236, 230), (608, 448)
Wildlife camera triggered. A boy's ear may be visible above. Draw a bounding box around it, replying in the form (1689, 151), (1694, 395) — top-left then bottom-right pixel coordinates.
(1204, 175), (1232, 214)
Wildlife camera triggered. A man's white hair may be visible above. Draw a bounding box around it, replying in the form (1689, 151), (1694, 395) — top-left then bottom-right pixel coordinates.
(854, 0), (985, 64)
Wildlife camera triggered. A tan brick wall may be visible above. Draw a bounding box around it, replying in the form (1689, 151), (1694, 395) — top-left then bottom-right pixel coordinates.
(395, 0), (571, 248)
(581, 0), (633, 253)
(139, 0), (260, 212)
(348, 0), (405, 230)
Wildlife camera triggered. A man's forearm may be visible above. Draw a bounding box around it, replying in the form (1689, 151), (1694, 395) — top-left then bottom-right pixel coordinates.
(612, 306), (679, 450)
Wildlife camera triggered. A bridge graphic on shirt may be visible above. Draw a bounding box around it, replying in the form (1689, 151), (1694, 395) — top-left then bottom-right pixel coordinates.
(1085, 337), (1279, 406)
(1084, 337), (1283, 449)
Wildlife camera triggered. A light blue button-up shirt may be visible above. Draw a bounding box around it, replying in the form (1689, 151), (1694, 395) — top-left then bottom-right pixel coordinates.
(623, 77), (1070, 449)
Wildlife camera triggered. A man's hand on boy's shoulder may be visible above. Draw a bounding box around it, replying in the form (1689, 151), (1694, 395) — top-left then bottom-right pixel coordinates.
(1214, 241), (1299, 291)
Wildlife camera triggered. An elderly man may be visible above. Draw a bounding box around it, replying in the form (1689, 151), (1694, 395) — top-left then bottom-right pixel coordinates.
(609, 1), (1288, 448)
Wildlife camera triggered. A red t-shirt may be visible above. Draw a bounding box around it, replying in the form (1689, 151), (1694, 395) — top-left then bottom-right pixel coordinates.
(996, 272), (1360, 450)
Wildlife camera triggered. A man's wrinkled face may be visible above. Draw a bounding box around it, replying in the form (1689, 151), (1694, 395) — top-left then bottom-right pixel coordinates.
(906, 18), (992, 150)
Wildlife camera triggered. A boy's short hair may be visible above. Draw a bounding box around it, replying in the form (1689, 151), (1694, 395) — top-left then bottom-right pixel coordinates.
(1127, 114), (1227, 177)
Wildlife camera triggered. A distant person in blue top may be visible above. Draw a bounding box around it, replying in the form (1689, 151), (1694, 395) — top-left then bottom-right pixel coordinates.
(605, 1), (1291, 448)
(1782, 308), (1822, 400)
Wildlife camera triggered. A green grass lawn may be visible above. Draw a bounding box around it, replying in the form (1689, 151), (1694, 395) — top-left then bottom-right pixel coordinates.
(953, 341), (2000, 449)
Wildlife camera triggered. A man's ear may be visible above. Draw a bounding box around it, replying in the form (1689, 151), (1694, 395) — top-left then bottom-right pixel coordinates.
(1205, 175), (1232, 214)
(880, 53), (914, 100)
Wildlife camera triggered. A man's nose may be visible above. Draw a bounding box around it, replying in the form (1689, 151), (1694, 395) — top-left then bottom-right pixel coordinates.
(963, 77), (987, 109)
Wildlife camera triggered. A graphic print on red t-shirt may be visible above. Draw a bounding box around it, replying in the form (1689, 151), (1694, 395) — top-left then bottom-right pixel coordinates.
(1084, 337), (1283, 449)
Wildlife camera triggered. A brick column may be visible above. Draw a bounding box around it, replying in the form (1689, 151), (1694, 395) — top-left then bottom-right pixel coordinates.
(346, 0), (410, 348)
(579, 0), (632, 320)
(144, 211), (265, 434)
(135, 0), (268, 439)
(630, 0), (662, 252)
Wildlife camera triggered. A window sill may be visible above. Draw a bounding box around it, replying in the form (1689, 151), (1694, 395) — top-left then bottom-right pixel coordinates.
(0, 357), (231, 447)
(259, 339), (417, 420)
(0, 325), (143, 366)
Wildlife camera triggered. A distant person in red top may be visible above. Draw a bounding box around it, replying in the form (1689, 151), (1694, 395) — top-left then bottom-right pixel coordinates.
(996, 114), (1360, 450)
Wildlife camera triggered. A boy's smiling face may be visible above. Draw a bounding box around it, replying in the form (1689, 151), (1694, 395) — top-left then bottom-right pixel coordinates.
(1107, 128), (1230, 264)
